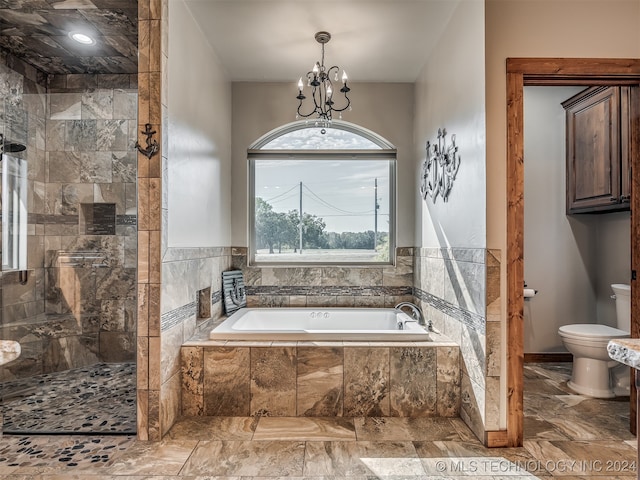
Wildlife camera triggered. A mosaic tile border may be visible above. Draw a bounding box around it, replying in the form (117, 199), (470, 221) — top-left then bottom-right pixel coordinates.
(161, 292), (224, 332)
(161, 301), (196, 332)
(414, 287), (485, 334)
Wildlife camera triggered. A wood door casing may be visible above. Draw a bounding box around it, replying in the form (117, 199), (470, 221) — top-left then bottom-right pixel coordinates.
(505, 58), (640, 447)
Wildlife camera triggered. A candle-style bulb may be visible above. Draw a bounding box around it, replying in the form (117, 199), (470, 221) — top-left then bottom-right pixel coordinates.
(327, 84), (332, 97)
(298, 77), (304, 90)
(342, 71), (348, 83)
(313, 63), (319, 74)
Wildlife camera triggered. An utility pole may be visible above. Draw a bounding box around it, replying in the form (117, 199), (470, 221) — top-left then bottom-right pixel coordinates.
(299, 181), (303, 254)
(374, 178), (378, 250)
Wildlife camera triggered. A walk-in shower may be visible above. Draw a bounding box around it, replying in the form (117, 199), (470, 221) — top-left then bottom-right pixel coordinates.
(0, 74), (138, 435)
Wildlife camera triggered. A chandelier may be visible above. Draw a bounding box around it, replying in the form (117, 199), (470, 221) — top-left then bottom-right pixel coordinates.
(296, 31), (351, 127)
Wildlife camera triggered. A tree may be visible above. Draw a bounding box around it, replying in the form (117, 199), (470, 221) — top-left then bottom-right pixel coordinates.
(255, 198), (289, 254)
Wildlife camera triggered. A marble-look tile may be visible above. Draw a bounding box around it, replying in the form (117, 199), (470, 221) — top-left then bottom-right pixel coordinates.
(524, 415), (572, 440)
(180, 440), (305, 477)
(253, 417), (356, 441)
(389, 347), (437, 416)
(485, 320), (501, 376)
(251, 347), (296, 416)
(343, 347), (389, 416)
(160, 371), (181, 437)
(261, 267), (322, 286)
(320, 267), (382, 287)
(460, 372), (485, 442)
(97, 119), (128, 151)
(64, 119), (98, 151)
(303, 441), (426, 476)
(437, 345), (461, 417)
(167, 416), (257, 440)
(297, 346), (343, 416)
(444, 259), (486, 315)
(204, 347), (250, 416)
(415, 440), (547, 477)
(524, 439), (638, 477)
(180, 346), (203, 416)
(354, 417), (463, 441)
(103, 439), (198, 475)
(383, 254), (413, 287)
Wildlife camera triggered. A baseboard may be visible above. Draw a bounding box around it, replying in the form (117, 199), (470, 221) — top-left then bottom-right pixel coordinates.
(484, 430), (509, 447)
(524, 353), (572, 363)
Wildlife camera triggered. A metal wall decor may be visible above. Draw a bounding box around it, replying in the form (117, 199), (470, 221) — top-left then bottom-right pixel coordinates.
(420, 128), (461, 203)
(135, 123), (160, 159)
(222, 270), (247, 315)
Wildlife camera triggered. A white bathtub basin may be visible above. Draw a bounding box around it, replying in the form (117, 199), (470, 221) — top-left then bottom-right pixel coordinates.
(210, 307), (431, 341)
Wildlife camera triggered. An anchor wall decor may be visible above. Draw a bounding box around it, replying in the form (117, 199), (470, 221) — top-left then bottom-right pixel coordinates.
(420, 128), (461, 203)
(135, 123), (160, 159)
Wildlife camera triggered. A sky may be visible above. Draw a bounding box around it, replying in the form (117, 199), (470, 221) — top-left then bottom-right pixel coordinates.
(255, 159), (391, 233)
(254, 126), (393, 233)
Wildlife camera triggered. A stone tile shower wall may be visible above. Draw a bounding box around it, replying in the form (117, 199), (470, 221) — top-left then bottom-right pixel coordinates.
(413, 248), (501, 441)
(0, 67), (137, 382)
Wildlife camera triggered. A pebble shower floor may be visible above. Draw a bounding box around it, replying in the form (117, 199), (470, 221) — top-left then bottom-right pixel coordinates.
(0, 363), (136, 434)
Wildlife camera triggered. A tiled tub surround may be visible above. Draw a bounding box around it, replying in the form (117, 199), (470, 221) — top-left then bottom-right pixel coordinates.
(181, 330), (461, 419)
(0, 72), (138, 384)
(232, 247), (414, 308)
(157, 247), (233, 439)
(413, 248), (501, 441)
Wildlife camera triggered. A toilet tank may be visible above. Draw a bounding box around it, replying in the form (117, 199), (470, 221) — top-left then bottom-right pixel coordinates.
(612, 284), (631, 332)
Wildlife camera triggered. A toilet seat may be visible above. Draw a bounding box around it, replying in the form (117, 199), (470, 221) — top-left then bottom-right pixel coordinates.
(558, 324), (629, 339)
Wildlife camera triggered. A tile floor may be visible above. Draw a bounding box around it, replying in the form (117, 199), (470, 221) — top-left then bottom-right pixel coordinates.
(1, 363), (136, 434)
(0, 363), (636, 479)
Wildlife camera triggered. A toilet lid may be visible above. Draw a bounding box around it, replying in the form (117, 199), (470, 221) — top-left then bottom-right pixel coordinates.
(559, 324), (629, 338)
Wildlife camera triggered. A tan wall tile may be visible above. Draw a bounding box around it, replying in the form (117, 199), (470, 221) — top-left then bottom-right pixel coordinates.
(297, 347), (343, 416)
(390, 347), (437, 417)
(203, 347), (250, 416)
(251, 347), (297, 416)
(344, 347), (389, 416)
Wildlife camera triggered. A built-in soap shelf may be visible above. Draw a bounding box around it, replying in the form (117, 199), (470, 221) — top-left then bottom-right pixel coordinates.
(56, 251), (108, 268)
(222, 270), (246, 315)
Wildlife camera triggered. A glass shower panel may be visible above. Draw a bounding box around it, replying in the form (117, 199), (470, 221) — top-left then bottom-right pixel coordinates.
(0, 88), (138, 435)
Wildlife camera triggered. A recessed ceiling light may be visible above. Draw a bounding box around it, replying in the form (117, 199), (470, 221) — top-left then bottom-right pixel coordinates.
(69, 32), (96, 45)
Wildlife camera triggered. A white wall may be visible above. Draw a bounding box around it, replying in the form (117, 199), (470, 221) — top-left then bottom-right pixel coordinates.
(231, 82), (414, 248)
(524, 86), (596, 353)
(167, 0), (232, 247)
(414, 0), (486, 249)
(524, 86), (631, 352)
(485, 0), (640, 325)
(486, 0), (640, 252)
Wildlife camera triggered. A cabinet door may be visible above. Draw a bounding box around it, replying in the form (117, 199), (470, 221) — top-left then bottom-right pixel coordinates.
(564, 86), (622, 213)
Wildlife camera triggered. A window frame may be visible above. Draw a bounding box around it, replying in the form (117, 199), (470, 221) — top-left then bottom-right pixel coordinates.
(248, 120), (397, 267)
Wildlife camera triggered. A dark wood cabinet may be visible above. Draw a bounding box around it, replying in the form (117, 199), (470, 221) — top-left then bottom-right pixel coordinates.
(562, 86), (631, 214)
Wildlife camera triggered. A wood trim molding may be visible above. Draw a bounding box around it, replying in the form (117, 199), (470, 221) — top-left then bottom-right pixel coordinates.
(485, 430), (509, 448)
(506, 69), (525, 448)
(524, 353), (573, 363)
(505, 57), (640, 448)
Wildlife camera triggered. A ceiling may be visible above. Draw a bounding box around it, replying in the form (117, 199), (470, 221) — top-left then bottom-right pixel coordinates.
(0, 0), (461, 80)
(0, 0), (137, 75)
(184, 0), (461, 83)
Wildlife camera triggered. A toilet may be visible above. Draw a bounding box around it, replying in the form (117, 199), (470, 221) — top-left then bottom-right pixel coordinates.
(558, 283), (631, 398)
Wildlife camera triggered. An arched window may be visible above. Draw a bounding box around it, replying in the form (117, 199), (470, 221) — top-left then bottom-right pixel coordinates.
(248, 120), (396, 265)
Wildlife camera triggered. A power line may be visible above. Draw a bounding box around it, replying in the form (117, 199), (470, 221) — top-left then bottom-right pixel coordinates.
(302, 184), (374, 215)
(261, 184), (299, 202)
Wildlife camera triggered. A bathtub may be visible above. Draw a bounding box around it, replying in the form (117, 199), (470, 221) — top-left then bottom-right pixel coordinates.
(209, 307), (431, 341)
